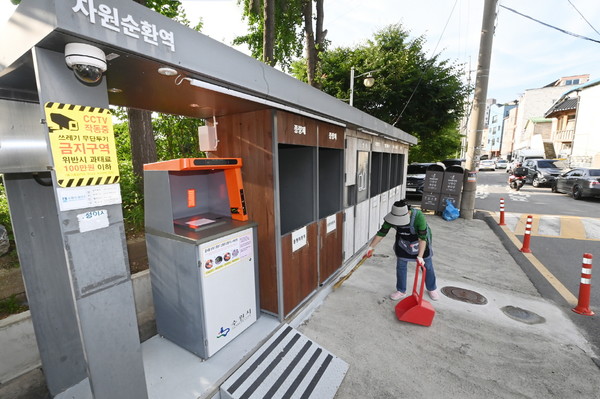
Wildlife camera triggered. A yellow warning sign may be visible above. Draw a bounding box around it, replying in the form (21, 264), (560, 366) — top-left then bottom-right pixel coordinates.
(45, 102), (120, 187)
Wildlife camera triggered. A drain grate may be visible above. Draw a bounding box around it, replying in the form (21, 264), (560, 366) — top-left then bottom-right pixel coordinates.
(501, 306), (546, 325)
(441, 286), (488, 305)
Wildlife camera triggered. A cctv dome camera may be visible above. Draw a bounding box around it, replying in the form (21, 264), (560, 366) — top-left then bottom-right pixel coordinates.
(65, 43), (107, 84)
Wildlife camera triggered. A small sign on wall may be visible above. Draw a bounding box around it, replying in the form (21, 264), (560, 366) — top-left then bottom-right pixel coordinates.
(77, 209), (109, 233)
(326, 215), (336, 234)
(291, 226), (307, 252)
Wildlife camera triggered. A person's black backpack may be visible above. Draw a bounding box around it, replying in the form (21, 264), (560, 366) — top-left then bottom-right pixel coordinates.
(514, 167), (528, 177)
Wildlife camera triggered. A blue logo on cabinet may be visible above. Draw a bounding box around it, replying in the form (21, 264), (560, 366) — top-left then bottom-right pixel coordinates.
(217, 327), (230, 338)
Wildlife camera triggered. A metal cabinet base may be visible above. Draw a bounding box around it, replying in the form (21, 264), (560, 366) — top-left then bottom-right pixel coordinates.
(147, 223), (259, 359)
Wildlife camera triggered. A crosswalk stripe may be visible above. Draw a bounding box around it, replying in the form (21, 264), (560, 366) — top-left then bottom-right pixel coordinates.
(514, 214), (529, 236)
(582, 218), (600, 239)
(537, 216), (560, 236)
(560, 217), (587, 240)
(494, 213), (600, 241)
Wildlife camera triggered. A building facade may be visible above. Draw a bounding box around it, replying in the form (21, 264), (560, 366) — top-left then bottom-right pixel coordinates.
(486, 103), (516, 158)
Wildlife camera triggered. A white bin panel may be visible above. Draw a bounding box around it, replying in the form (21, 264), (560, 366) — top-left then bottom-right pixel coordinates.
(369, 195), (380, 238)
(343, 206), (355, 262)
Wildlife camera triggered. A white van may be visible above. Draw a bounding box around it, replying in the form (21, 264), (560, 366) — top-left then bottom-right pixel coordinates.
(508, 150), (545, 173)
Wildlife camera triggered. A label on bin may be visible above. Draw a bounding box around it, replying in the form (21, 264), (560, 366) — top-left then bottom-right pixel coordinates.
(200, 229), (254, 277)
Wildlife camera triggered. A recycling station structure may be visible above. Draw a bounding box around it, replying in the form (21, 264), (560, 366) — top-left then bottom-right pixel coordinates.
(0, 0), (417, 397)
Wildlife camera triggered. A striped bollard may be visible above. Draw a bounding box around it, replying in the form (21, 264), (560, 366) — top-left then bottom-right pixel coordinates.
(499, 198), (506, 226)
(520, 215), (532, 253)
(573, 253), (594, 316)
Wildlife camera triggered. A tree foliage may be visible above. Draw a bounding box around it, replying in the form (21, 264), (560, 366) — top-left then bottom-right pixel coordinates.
(292, 24), (470, 162)
(234, 0), (305, 70)
(234, 0), (326, 85)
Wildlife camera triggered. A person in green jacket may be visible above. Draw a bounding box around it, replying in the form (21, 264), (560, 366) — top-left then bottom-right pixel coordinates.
(365, 200), (439, 301)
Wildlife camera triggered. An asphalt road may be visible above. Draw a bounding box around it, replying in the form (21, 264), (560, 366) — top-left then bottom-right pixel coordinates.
(475, 168), (600, 216)
(406, 169), (600, 356)
(475, 169), (600, 356)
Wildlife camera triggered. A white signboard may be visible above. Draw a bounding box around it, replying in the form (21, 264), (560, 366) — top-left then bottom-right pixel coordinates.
(57, 184), (122, 211)
(292, 226), (307, 252)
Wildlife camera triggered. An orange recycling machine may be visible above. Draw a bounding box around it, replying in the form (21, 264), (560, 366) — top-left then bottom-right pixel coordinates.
(143, 158), (259, 359)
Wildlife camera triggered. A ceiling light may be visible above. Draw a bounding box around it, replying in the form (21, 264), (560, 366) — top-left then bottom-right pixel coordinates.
(108, 88), (122, 93)
(158, 67), (178, 76)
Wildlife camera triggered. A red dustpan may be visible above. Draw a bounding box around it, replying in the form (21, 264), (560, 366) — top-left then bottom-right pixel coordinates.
(395, 262), (435, 327)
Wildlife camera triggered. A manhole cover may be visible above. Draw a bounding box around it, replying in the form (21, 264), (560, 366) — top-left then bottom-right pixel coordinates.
(441, 286), (488, 305)
(501, 306), (546, 325)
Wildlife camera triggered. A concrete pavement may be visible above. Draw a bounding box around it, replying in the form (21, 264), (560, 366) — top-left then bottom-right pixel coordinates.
(296, 210), (600, 398)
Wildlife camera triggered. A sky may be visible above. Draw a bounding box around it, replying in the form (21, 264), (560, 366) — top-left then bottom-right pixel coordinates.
(2, 0), (600, 103)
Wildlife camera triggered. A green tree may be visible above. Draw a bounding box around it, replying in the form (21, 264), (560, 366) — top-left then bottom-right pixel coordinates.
(234, 0), (326, 85)
(293, 24), (469, 162)
(128, 0), (202, 184)
(234, 0), (304, 69)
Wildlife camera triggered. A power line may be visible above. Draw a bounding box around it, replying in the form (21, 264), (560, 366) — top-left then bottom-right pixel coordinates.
(499, 4), (600, 44)
(393, 0), (459, 126)
(567, 0), (600, 38)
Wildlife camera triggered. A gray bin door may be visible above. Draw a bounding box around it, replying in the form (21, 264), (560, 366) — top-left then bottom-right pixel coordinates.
(356, 151), (370, 204)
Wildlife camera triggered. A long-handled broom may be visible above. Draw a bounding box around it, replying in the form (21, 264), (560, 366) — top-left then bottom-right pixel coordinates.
(333, 254), (368, 290)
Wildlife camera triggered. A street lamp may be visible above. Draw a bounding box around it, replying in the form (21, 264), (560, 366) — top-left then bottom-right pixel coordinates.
(349, 66), (377, 106)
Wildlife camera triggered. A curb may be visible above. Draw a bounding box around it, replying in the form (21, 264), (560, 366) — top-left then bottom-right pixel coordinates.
(474, 210), (570, 308)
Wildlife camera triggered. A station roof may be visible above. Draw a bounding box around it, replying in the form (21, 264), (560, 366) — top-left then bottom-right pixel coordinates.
(0, 0), (417, 145)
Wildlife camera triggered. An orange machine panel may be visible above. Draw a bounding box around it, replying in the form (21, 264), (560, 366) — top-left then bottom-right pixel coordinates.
(144, 158), (248, 221)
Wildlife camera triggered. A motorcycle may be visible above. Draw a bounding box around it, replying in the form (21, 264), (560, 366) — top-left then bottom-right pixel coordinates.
(508, 173), (526, 191)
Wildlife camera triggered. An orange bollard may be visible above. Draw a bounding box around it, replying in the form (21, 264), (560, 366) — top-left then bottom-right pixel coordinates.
(573, 253), (594, 316)
(499, 198), (506, 226)
(520, 215), (533, 253)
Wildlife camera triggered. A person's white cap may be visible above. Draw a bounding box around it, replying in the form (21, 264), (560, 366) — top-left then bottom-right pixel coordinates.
(384, 202), (410, 226)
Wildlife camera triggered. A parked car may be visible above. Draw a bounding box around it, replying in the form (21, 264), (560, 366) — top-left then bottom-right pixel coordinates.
(507, 154), (544, 174)
(551, 168), (600, 200)
(442, 158), (465, 168)
(495, 159), (508, 169)
(406, 163), (439, 197)
(478, 159), (496, 171)
(522, 159), (568, 187)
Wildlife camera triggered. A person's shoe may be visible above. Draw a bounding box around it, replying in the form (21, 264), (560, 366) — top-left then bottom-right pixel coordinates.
(390, 291), (406, 300)
(428, 289), (440, 301)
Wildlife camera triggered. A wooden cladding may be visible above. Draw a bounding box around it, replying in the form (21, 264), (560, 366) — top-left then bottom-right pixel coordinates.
(319, 212), (343, 284)
(281, 222), (318, 315)
(214, 109), (279, 314)
(318, 121), (344, 149)
(277, 111), (318, 146)
(276, 110), (344, 149)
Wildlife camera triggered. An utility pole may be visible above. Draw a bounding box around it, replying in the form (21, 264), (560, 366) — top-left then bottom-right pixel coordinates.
(460, 0), (498, 219)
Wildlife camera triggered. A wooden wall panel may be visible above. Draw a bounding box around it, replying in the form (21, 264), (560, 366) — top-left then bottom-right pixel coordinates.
(318, 122), (344, 149)
(276, 110), (318, 146)
(318, 212), (343, 284)
(215, 109), (279, 314)
(281, 222), (318, 316)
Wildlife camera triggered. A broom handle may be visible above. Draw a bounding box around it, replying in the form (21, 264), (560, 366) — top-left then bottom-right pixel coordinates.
(333, 255), (367, 289)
